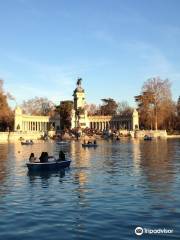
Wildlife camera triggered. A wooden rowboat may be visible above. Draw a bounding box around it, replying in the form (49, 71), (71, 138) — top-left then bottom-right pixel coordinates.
(82, 143), (98, 147)
(144, 135), (152, 141)
(26, 159), (71, 172)
(21, 140), (33, 145)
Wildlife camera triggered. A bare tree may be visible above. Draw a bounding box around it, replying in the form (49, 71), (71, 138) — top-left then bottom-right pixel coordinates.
(85, 104), (100, 115)
(135, 77), (174, 130)
(0, 79), (14, 130)
(117, 101), (133, 115)
(21, 97), (55, 116)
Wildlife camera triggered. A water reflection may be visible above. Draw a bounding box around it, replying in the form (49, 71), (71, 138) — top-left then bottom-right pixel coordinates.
(139, 139), (175, 193)
(0, 144), (8, 183)
(0, 140), (179, 239)
(13, 140), (56, 163)
(131, 138), (141, 172)
(27, 168), (66, 183)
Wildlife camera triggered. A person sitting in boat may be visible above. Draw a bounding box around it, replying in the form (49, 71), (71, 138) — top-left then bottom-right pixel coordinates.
(29, 153), (36, 163)
(94, 140), (97, 145)
(58, 151), (65, 161)
(88, 141), (92, 144)
(44, 152), (49, 162)
(39, 152), (49, 163)
(39, 152), (45, 162)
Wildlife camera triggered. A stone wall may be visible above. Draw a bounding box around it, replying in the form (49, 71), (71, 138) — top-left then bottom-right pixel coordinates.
(0, 131), (56, 142)
(135, 130), (167, 138)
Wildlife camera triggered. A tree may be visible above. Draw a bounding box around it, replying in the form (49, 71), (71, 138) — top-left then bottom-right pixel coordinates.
(21, 97), (55, 116)
(177, 96), (180, 117)
(117, 101), (133, 115)
(85, 104), (100, 115)
(0, 80), (14, 131)
(56, 101), (73, 130)
(175, 97), (180, 130)
(135, 77), (174, 130)
(100, 98), (118, 115)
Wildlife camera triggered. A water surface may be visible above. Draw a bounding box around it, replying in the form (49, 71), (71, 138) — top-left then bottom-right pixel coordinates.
(0, 139), (179, 239)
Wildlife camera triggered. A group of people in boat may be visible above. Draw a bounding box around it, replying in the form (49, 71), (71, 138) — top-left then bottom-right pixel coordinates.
(83, 139), (97, 145)
(21, 140), (33, 145)
(29, 151), (66, 163)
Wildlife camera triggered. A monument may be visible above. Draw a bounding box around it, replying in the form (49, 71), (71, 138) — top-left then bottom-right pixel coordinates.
(71, 78), (139, 131)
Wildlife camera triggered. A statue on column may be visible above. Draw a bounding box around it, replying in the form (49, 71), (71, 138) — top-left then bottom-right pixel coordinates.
(77, 78), (82, 87)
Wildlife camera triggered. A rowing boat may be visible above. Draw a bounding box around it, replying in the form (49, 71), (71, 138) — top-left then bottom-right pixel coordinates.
(26, 159), (71, 172)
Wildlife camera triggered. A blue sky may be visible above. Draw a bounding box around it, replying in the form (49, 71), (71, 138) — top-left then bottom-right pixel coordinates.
(0, 0), (180, 107)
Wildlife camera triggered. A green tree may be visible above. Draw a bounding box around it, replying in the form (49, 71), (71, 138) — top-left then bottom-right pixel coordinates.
(56, 101), (73, 130)
(100, 98), (118, 115)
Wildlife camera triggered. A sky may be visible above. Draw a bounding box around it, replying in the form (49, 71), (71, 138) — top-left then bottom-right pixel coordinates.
(0, 0), (180, 107)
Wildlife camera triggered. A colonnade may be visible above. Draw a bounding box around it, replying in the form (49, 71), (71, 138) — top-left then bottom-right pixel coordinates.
(90, 121), (110, 130)
(21, 121), (50, 132)
(89, 120), (132, 130)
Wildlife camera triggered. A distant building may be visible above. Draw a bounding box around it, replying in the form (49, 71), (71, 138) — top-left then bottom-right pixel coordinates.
(14, 79), (139, 133)
(71, 79), (139, 131)
(14, 106), (60, 132)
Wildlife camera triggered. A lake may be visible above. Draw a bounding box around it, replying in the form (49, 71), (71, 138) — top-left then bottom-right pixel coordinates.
(0, 139), (179, 240)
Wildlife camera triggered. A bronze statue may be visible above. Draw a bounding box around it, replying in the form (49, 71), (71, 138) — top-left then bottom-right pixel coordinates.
(77, 78), (82, 86)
